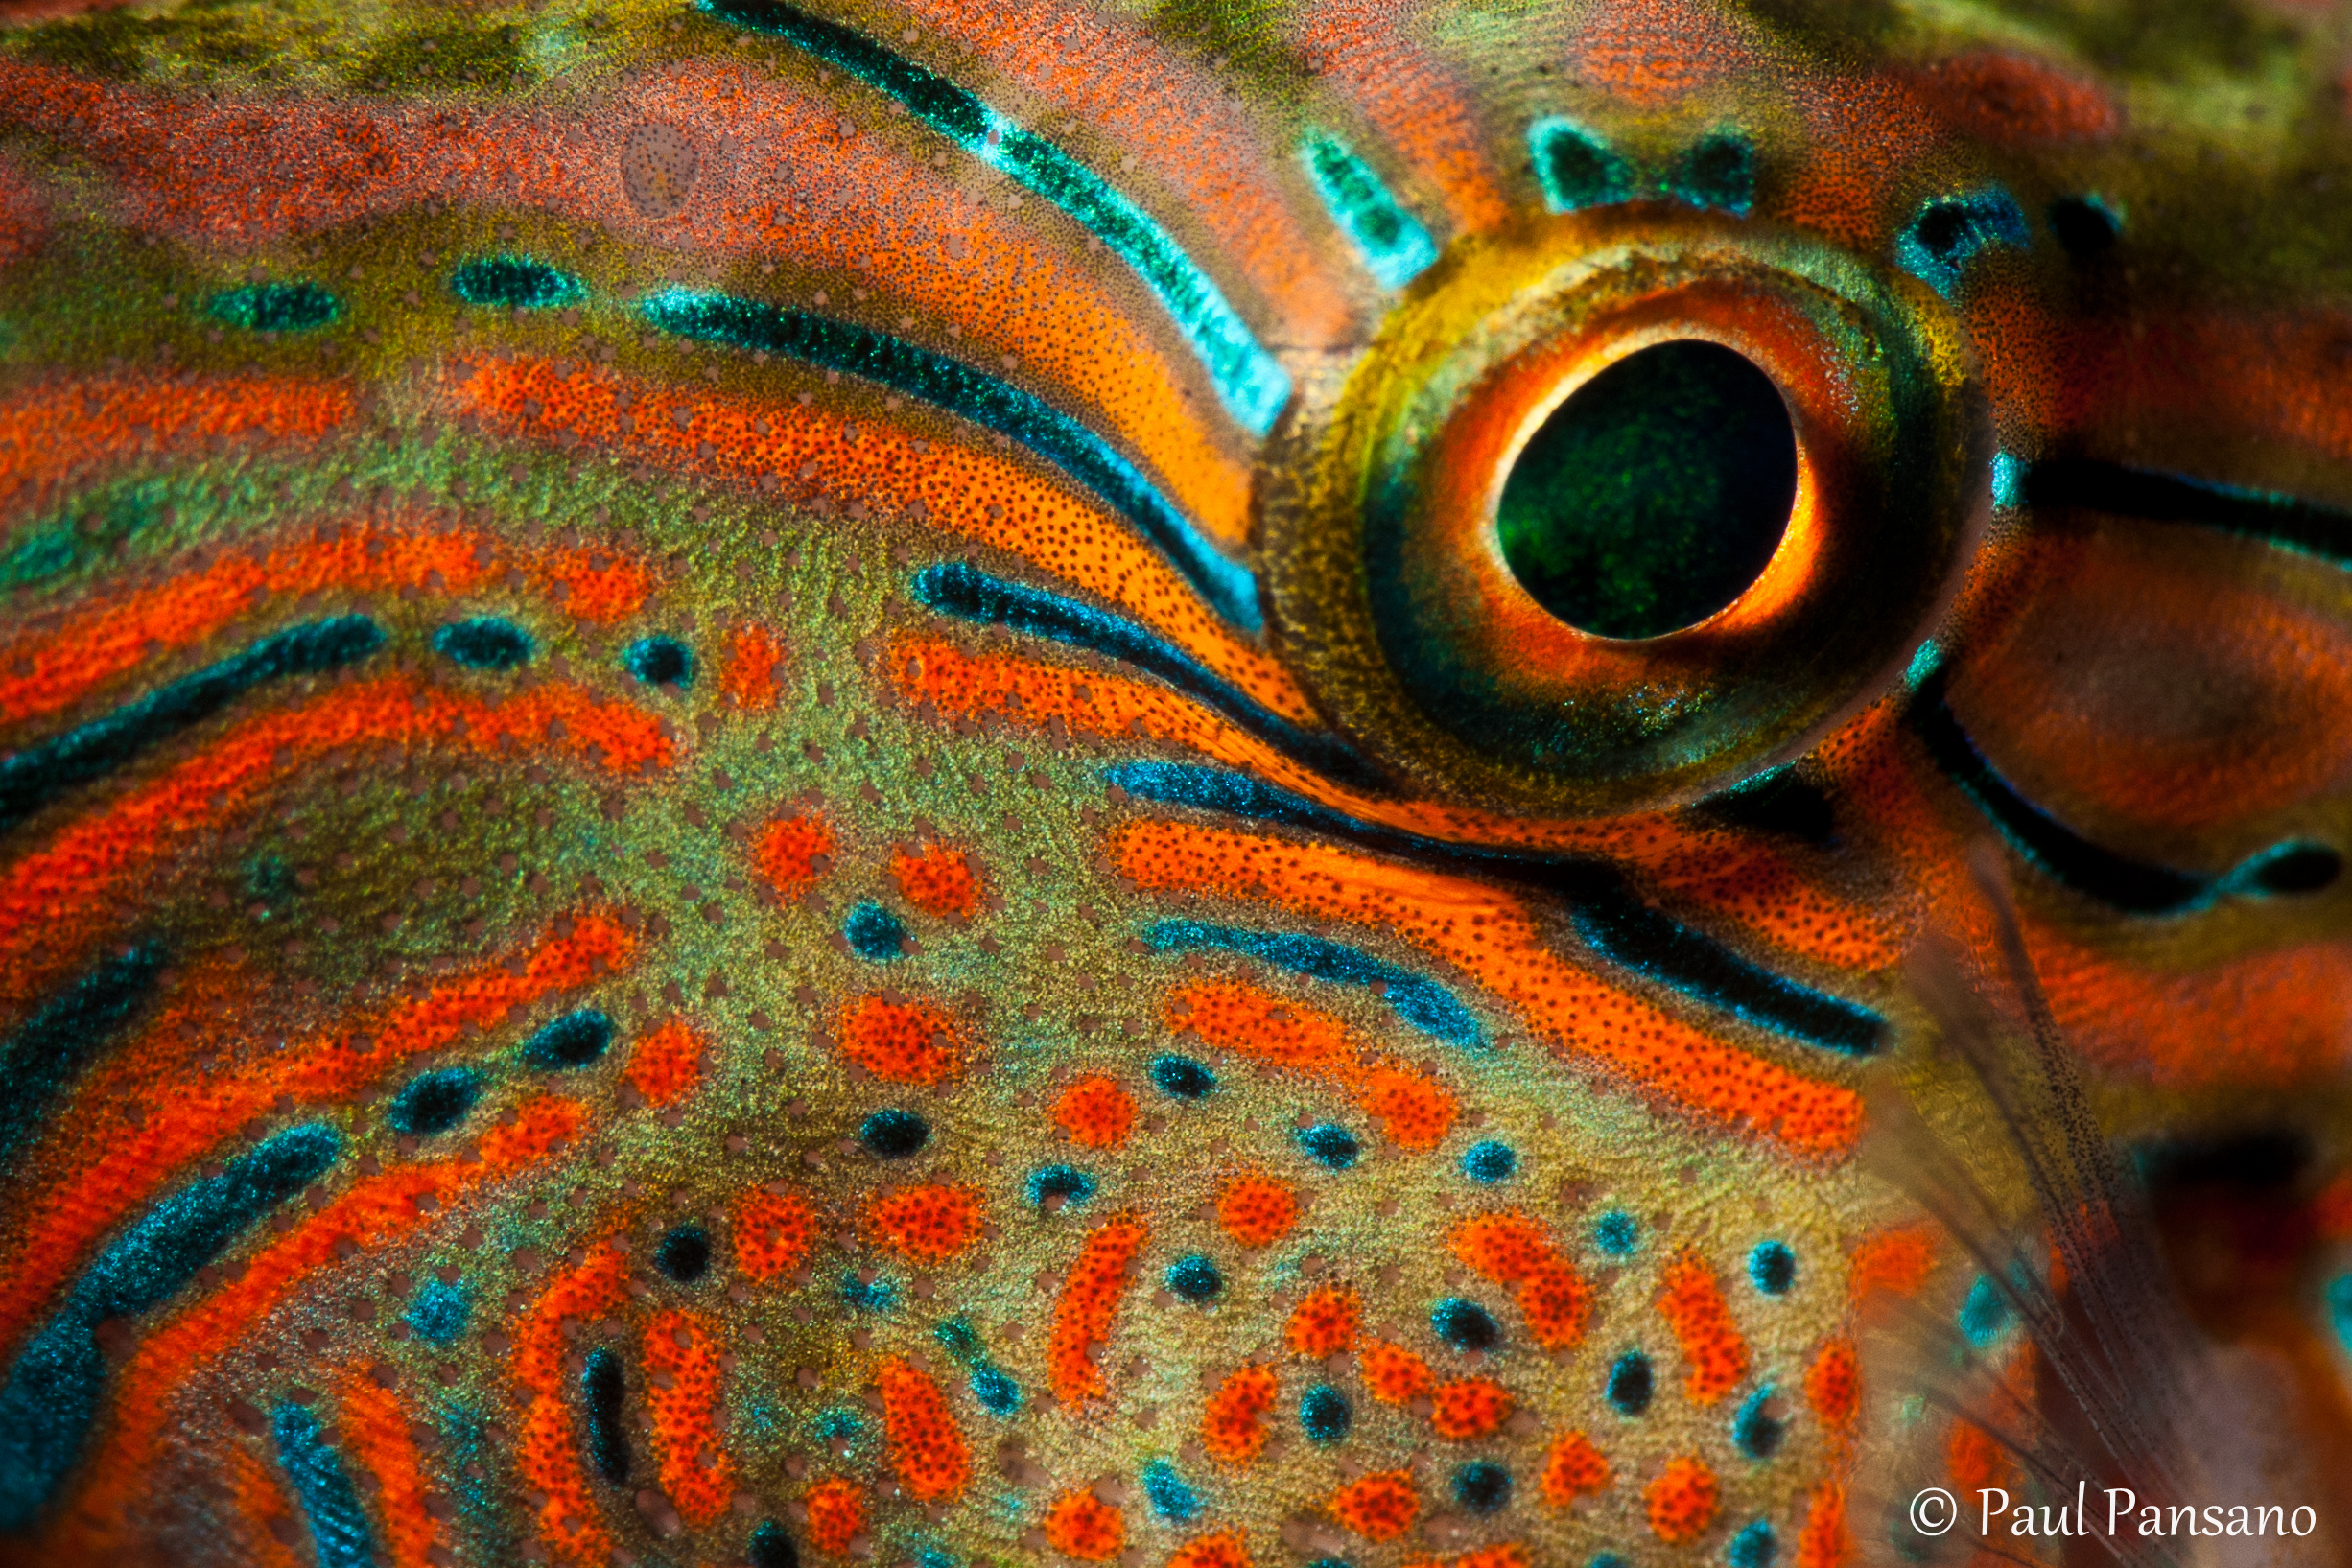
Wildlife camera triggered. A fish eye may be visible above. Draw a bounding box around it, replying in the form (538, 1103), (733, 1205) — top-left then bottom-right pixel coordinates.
(1265, 206), (1990, 814)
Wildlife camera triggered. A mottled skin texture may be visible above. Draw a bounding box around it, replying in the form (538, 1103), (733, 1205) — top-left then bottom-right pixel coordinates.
(0, 1), (2350, 1566)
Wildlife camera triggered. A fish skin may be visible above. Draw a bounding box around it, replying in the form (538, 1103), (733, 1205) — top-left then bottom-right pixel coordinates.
(0, 0), (2347, 1566)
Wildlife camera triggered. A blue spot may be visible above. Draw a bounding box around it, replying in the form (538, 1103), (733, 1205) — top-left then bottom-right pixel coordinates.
(1461, 1140), (1517, 1183)
(656, 1225), (711, 1283)
(844, 902), (909, 960)
(1593, 1210), (1639, 1257)
(387, 1068), (482, 1137)
(1142, 1458), (1202, 1522)
(1670, 130), (1754, 215)
(1732, 1385), (1784, 1459)
(1300, 1384), (1352, 1443)
(1026, 1164), (1096, 1209)
(920, 1551), (954, 1568)
(750, 1520), (800, 1568)
(0, 1124), (340, 1529)
(1530, 118), (1632, 211)
(623, 635), (695, 689)
(840, 1272), (898, 1312)
(1588, 1557), (1630, 1568)
(406, 1280), (473, 1345)
(0, 618), (383, 834)
(860, 1109), (930, 1158)
(1607, 1352), (1653, 1416)
(1748, 1241), (1796, 1297)
(0, 945), (164, 1168)
(933, 1316), (983, 1364)
(1300, 129), (1437, 290)
(969, 1364), (1022, 1416)
(1991, 451), (2026, 509)
(1451, 1460), (1512, 1514)
(691, 0), (1290, 443)
(450, 255), (585, 310)
(1728, 1520), (1777, 1568)
(1958, 1274), (2011, 1346)
(582, 1347), (630, 1484)
(273, 1402), (379, 1567)
(1431, 1298), (1500, 1353)
(1895, 187), (2029, 297)
(206, 281), (341, 333)
(1296, 1124), (1359, 1171)
(642, 289), (1262, 628)
(2329, 1275), (2352, 1354)
(433, 618), (533, 669)
(1164, 1254), (1222, 1303)
(1143, 920), (1483, 1049)
(522, 1010), (612, 1069)
(1150, 1054), (1216, 1101)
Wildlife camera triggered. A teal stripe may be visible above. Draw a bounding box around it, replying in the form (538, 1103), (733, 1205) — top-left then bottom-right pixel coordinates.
(1300, 130), (1437, 291)
(698, 0), (1292, 437)
(273, 1403), (379, 1568)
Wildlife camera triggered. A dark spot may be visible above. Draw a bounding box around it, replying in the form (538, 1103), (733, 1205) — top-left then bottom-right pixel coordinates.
(1430, 1298), (1500, 1353)
(1149, 1053), (1216, 1100)
(623, 635), (695, 688)
(750, 1520), (801, 1568)
(1300, 1384), (1352, 1443)
(1025, 1164), (1095, 1209)
(2246, 843), (2340, 895)
(654, 1224), (710, 1282)
(1295, 1123), (1359, 1170)
(433, 617), (533, 669)
(522, 1010), (613, 1069)
(1695, 766), (1835, 843)
(1607, 1351), (1653, 1416)
(2139, 1130), (2309, 1192)
(1164, 1253), (1221, 1302)
(1732, 1387), (1785, 1458)
(1451, 1460), (1512, 1514)
(2047, 194), (2121, 258)
(1671, 130), (1754, 214)
(1533, 119), (1630, 210)
(843, 901), (908, 960)
(386, 1067), (482, 1136)
(1748, 1240), (1796, 1296)
(206, 282), (341, 333)
(450, 255), (584, 310)
(1498, 340), (1798, 640)
(859, 1108), (929, 1158)
(582, 1347), (630, 1484)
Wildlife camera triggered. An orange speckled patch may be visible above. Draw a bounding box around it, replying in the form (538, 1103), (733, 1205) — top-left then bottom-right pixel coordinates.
(624, 1017), (705, 1108)
(1045, 1489), (1126, 1561)
(1052, 1074), (1136, 1150)
(643, 1309), (737, 1527)
(1645, 1456), (1721, 1544)
(1285, 1283), (1360, 1357)
(890, 841), (986, 920)
(1657, 1251), (1749, 1405)
(835, 994), (968, 1084)
(877, 1357), (970, 1503)
(1805, 1338), (1858, 1431)
(1048, 1214), (1148, 1408)
(734, 1185), (819, 1282)
(802, 1478), (867, 1555)
(1541, 1431), (1611, 1506)
(1170, 979), (1458, 1151)
(1200, 1365), (1280, 1464)
(1795, 1484), (1849, 1568)
(1429, 1378), (1512, 1439)
(867, 1183), (985, 1263)
(1847, 1226), (1938, 1303)
(1447, 1211), (1590, 1350)
(0, 370), (353, 510)
(1329, 1469), (1420, 1542)
(1215, 1171), (1298, 1248)
(755, 810), (836, 899)
(1358, 1340), (1436, 1406)
(720, 621), (786, 711)
(1166, 1532), (1252, 1568)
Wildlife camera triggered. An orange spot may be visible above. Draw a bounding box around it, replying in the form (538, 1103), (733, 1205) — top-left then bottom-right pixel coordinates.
(1804, 1338), (1858, 1431)
(1644, 1456), (1721, 1544)
(1200, 1365), (1280, 1464)
(1541, 1432), (1611, 1506)
(1166, 1532), (1252, 1568)
(1329, 1469), (1420, 1542)
(802, 1478), (867, 1556)
(835, 994), (968, 1084)
(1847, 1226), (1938, 1303)
(1447, 1211), (1590, 1350)
(1114, 823), (1863, 1156)
(1795, 1484), (1849, 1568)
(890, 842), (985, 921)
(644, 1309), (737, 1527)
(625, 1018), (705, 1108)
(0, 370), (351, 511)
(2317, 1174), (2352, 1240)
(1909, 51), (2119, 144)
(1429, 1378), (1512, 1439)
(867, 1183), (985, 1263)
(1657, 1251), (1749, 1405)
(1216, 1172), (1298, 1248)
(735, 1185), (820, 1282)
(1170, 979), (1457, 1151)
(1052, 1074), (1137, 1150)
(1285, 1283), (1360, 1357)
(754, 810), (836, 900)
(1405, 1549), (1532, 1568)
(1357, 1340), (1436, 1406)
(334, 1372), (439, 1566)
(1045, 1489), (1126, 1562)
(720, 622), (786, 711)
(878, 1357), (971, 1503)
(1048, 1214), (1148, 1408)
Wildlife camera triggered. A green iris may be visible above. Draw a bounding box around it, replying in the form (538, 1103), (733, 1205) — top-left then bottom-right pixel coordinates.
(1496, 339), (1798, 640)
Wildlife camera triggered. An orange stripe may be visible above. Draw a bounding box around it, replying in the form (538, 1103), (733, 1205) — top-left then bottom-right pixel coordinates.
(335, 1373), (440, 1568)
(1167, 978), (1458, 1152)
(0, 515), (652, 728)
(644, 1308), (737, 1527)
(1200, 1365), (1279, 1465)
(1048, 1214), (1148, 1408)
(1295, 0), (1511, 233)
(512, 1241), (637, 1568)
(0, 370), (352, 513)
(456, 358), (1306, 724)
(0, 673), (670, 1006)
(1446, 1211), (1592, 1350)
(1655, 1251), (1750, 1405)
(1108, 821), (1864, 1156)
(223, 1441), (306, 1568)
(0, 912), (633, 1363)
(63, 1097), (584, 1554)
(876, 1356), (971, 1503)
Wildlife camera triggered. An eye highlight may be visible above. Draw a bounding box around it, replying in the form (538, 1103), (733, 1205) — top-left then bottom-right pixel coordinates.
(1497, 339), (1798, 641)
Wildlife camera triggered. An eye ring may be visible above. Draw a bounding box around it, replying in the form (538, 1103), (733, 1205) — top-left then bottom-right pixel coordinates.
(1266, 206), (1990, 815)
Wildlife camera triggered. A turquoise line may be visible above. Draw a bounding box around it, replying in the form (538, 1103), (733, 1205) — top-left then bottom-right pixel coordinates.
(1300, 129), (1437, 291)
(700, 0), (1293, 437)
